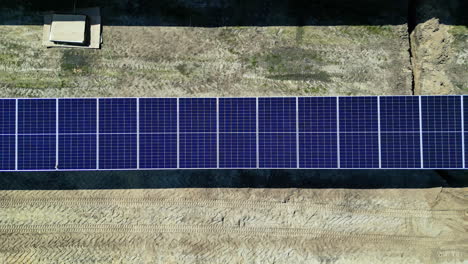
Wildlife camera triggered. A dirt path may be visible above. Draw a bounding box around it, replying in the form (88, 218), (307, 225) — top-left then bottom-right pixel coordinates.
(0, 188), (466, 263)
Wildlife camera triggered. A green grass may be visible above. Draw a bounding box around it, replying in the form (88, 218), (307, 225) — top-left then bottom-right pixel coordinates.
(449, 25), (468, 48)
(60, 50), (93, 76)
(362, 25), (393, 35)
(266, 72), (331, 82)
(257, 47), (330, 82)
(295, 27), (304, 44)
(303, 86), (326, 94)
(340, 25), (394, 39)
(0, 72), (71, 89)
(449, 25), (468, 35)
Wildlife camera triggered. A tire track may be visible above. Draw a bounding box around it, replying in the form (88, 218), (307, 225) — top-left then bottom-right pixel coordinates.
(0, 197), (462, 218)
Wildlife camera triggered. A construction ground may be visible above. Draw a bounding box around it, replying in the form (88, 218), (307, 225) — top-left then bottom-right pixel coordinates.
(0, 0), (467, 263)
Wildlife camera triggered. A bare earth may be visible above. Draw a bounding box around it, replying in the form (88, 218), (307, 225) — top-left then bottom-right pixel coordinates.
(0, 188), (466, 263)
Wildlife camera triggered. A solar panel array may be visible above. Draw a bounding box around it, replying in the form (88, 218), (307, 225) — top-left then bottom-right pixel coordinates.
(0, 96), (466, 171)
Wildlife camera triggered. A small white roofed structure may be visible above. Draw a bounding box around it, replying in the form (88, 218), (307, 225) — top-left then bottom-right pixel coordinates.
(49, 14), (87, 44)
(43, 7), (101, 49)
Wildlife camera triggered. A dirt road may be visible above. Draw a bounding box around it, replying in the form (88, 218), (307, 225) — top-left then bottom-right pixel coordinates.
(0, 187), (466, 263)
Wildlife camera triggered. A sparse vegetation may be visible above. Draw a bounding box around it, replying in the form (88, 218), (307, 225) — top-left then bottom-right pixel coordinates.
(0, 25), (411, 96)
(60, 50), (93, 75)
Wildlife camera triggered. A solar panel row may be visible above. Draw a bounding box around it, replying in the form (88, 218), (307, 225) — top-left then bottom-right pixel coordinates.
(0, 96), (466, 171)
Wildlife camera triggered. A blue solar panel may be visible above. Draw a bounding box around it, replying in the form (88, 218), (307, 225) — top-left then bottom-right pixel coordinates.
(18, 99), (56, 134)
(219, 98), (256, 132)
(219, 133), (256, 168)
(380, 96), (419, 132)
(339, 97), (378, 168)
(139, 134), (177, 168)
(2, 96), (466, 171)
(179, 133), (216, 168)
(59, 99), (96, 133)
(380, 96), (421, 168)
(340, 133), (379, 168)
(299, 133), (337, 168)
(59, 135), (96, 169)
(421, 96), (463, 168)
(0, 136), (15, 170)
(465, 96), (467, 168)
(139, 98), (177, 133)
(381, 133), (421, 168)
(259, 98), (296, 132)
(18, 135), (56, 170)
(99, 98), (136, 133)
(99, 134), (137, 169)
(299, 97), (337, 132)
(422, 96), (461, 132)
(423, 132), (463, 168)
(0, 99), (15, 135)
(259, 133), (296, 168)
(179, 98), (216, 133)
(339, 97), (378, 132)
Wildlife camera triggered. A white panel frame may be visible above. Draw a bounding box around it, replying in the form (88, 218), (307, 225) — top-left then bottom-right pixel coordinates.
(461, 95), (465, 169)
(136, 98), (140, 169)
(336, 97), (340, 168)
(55, 98), (59, 170)
(256, 97), (259, 169)
(15, 99), (18, 171)
(419, 96), (424, 168)
(296, 97), (300, 169)
(377, 96), (382, 168)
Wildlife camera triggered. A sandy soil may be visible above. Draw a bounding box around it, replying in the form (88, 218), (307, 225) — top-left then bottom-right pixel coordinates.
(0, 187), (466, 263)
(411, 19), (468, 95)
